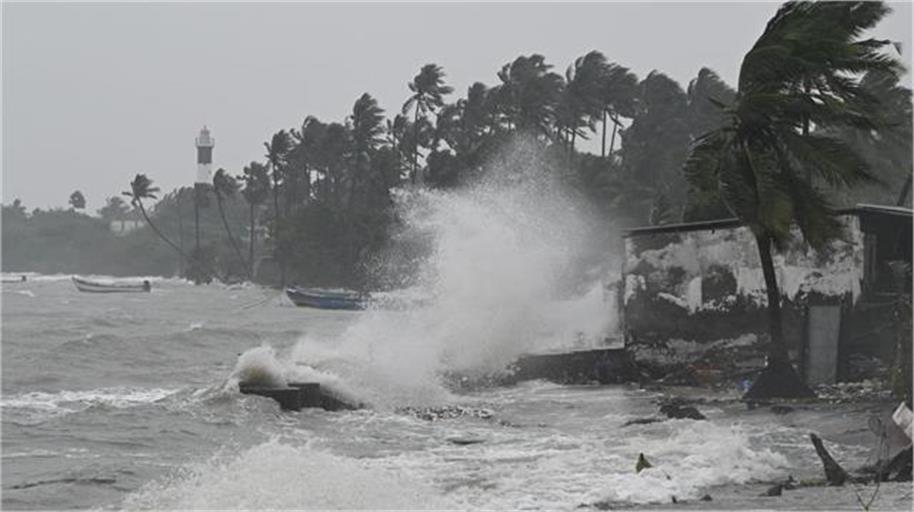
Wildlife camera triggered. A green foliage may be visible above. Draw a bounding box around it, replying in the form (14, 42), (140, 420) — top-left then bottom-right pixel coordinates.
(68, 190), (86, 210)
(97, 196), (129, 222)
(684, 1), (899, 251)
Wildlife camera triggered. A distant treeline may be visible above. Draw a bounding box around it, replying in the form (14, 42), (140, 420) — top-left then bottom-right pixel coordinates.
(3, 43), (911, 285)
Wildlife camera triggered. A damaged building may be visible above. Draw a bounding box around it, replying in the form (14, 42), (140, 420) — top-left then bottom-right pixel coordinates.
(621, 204), (912, 386)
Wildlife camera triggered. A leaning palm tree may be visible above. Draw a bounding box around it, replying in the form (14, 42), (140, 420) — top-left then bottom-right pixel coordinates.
(349, 93), (386, 208)
(684, 0), (900, 399)
(213, 168), (250, 280)
(123, 174), (196, 269)
(599, 62), (638, 159)
(402, 64), (453, 184)
(559, 51), (607, 153)
(264, 130), (292, 285)
(240, 162), (271, 279)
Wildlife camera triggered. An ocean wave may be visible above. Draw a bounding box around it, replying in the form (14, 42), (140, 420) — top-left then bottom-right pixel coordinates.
(122, 438), (455, 510)
(584, 421), (789, 505)
(1, 387), (182, 421)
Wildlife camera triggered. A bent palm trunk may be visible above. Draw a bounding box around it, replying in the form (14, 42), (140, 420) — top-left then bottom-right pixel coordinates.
(744, 232), (814, 399)
(216, 195), (251, 280)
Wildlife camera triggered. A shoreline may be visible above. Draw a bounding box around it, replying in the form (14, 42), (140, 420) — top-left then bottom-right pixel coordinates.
(581, 384), (911, 511)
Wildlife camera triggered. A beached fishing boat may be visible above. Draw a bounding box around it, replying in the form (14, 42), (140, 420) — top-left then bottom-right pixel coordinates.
(72, 276), (151, 293)
(285, 287), (366, 310)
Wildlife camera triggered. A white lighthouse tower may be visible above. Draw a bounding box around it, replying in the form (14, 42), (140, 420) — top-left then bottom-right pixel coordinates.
(195, 126), (215, 183)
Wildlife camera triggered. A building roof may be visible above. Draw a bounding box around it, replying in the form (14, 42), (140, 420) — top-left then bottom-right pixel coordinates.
(622, 203), (912, 238)
(851, 203), (913, 218)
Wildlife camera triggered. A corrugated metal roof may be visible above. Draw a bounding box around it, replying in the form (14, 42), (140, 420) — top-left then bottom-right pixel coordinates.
(622, 204), (911, 237)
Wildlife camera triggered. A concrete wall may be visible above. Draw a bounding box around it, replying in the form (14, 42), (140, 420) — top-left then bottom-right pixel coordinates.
(622, 215), (864, 376)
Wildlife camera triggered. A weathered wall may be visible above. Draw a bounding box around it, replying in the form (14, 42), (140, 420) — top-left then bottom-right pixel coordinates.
(622, 216), (864, 376)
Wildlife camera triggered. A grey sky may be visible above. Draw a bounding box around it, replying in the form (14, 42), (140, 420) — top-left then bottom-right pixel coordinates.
(3, 1), (911, 213)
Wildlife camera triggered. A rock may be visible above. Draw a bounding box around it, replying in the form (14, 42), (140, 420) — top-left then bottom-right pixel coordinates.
(635, 453), (652, 473)
(744, 360), (815, 399)
(783, 475), (797, 490)
(700, 494), (712, 501)
(659, 403), (706, 420)
(763, 484), (783, 496)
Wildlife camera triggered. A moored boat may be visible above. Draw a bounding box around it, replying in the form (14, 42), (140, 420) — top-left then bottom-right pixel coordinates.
(72, 276), (151, 293)
(285, 287), (366, 310)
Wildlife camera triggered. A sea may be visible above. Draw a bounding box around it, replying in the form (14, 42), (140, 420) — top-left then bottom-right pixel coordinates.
(2, 170), (911, 510)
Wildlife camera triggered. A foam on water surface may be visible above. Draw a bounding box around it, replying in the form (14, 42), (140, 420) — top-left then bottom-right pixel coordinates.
(122, 438), (455, 510)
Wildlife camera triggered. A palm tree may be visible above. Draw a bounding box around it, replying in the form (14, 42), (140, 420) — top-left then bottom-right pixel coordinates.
(68, 190), (86, 211)
(493, 54), (563, 138)
(349, 93), (386, 208)
(290, 116), (327, 207)
(599, 62), (638, 159)
(240, 162), (271, 279)
(264, 130), (292, 285)
(683, 0), (900, 399)
(558, 51), (606, 153)
(123, 174), (196, 269)
(213, 168), (250, 280)
(402, 64), (453, 184)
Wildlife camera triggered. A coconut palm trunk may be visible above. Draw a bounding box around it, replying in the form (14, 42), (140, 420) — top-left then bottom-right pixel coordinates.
(744, 230), (813, 399)
(215, 194), (251, 280)
(135, 201), (195, 266)
(755, 232), (789, 364)
(412, 106), (420, 184)
(194, 199), (201, 254)
(608, 114), (619, 157)
(248, 202), (256, 278)
(270, 165), (286, 287)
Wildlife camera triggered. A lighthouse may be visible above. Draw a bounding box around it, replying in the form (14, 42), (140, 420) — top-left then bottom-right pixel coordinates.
(195, 126), (215, 183)
(190, 126), (214, 283)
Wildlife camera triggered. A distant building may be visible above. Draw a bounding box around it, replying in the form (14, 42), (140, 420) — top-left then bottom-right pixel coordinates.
(620, 204), (912, 385)
(110, 219), (145, 236)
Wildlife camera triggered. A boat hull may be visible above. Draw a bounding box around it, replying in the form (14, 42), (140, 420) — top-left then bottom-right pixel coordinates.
(285, 287), (366, 310)
(72, 277), (150, 293)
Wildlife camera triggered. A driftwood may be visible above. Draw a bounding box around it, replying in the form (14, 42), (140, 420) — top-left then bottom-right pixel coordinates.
(810, 433), (849, 485)
(635, 453), (652, 473)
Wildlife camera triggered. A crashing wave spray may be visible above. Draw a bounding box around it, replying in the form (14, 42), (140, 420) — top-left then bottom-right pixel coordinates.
(285, 138), (617, 407)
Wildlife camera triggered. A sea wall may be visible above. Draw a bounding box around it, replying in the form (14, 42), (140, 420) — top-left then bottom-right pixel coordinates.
(622, 216), (864, 377)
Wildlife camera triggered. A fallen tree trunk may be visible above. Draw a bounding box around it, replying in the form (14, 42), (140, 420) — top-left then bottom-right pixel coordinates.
(810, 433), (849, 486)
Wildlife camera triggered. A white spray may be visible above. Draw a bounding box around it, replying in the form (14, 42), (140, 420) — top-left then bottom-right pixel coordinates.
(274, 140), (620, 407)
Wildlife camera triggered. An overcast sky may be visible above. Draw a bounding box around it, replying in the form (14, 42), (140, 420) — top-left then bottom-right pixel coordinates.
(3, 1), (911, 213)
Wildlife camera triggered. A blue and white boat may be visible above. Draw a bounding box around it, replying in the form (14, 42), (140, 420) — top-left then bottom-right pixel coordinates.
(285, 287), (367, 310)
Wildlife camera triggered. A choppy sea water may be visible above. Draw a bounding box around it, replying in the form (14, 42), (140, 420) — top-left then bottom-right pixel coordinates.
(3, 275), (911, 510)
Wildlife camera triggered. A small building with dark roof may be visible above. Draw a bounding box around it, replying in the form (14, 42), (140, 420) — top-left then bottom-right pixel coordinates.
(620, 204), (911, 385)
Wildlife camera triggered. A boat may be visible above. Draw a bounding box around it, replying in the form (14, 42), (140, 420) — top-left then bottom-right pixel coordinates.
(285, 287), (367, 310)
(1, 275), (27, 284)
(72, 276), (151, 293)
